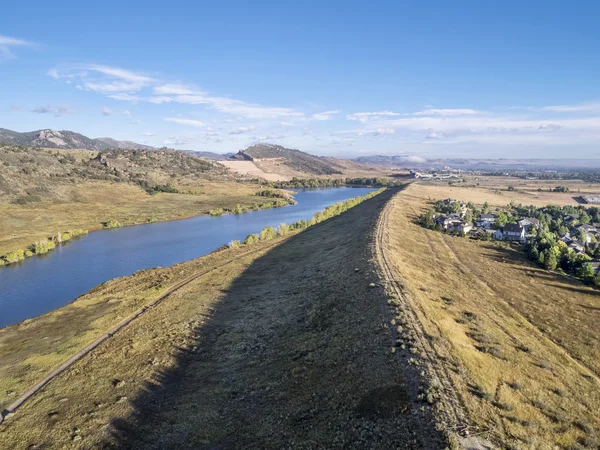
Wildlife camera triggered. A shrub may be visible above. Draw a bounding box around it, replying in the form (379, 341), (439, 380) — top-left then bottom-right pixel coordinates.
(3, 249), (25, 264)
(209, 208), (224, 216)
(31, 239), (56, 254)
(276, 223), (291, 236)
(104, 219), (122, 229)
(228, 240), (241, 248)
(233, 204), (244, 215)
(243, 234), (259, 245)
(259, 226), (276, 241)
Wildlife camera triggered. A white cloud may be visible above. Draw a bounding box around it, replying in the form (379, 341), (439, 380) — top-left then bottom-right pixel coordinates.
(540, 103), (600, 113)
(347, 111), (401, 123)
(413, 108), (479, 116)
(426, 131), (444, 139)
(229, 125), (256, 135)
(142, 132), (155, 136)
(51, 64), (306, 120)
(102, 107), (112, 116)
(165, 117), (206, 128)
(538, 124), (563, 130)
(31, 104), (75, 117)
(311, 110), (340, 121)
(129, 119), (141, 124)
(373, 128), (395, 136)
(9, 104), (24, 110)
(0, 34), (33, 61)
(153, 84), (195, 95)
(164, 136), (189, 146)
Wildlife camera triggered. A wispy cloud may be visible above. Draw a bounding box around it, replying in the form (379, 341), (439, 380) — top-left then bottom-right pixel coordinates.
(413, 108), (479, 116)
(165, 117), (206, 128)
(101, 107), (112, 116)
(142, 132), (156, 136)
(311, 110), (340, 121)
(49, 64), (307, 120)
(346, 111), (401, 123)
(31, 104), (75, 117)
(9, 104), (24, 110)
(0, 34), (34, 61)
(229, 125), (255, 135)
(540, 102), (600, 113)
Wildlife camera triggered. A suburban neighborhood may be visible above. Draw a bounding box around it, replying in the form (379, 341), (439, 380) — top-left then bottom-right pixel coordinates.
(418, 197), (600, 285)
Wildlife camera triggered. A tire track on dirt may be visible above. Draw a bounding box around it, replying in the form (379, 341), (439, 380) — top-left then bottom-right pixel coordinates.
(373, 191), (468, 433)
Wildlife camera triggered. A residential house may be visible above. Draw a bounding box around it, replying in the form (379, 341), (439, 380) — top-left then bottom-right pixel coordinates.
(457, 222), (474, 234)
(568, 241), (585, 254)
(518, 217), (540, 232)
(493, 224), (526, 243)
(564, 214), (580, 225)
(477, 213), (496, 228)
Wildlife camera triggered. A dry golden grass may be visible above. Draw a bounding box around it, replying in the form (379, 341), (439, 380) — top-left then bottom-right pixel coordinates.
(0, 181), (265, 256)
(0, 239), (280, 412)
(383, 184), (600, 448)
(415, 180), (588, 207)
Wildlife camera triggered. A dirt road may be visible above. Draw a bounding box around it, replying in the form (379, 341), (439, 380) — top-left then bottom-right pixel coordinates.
(103, 188), (447, 449)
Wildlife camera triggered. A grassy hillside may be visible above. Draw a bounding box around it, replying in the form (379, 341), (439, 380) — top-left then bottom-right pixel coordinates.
(0, 145), (282, 258)
(0, 145), (235, 201)
(230, 143), (343, 175)
(379, 184), (600, 448)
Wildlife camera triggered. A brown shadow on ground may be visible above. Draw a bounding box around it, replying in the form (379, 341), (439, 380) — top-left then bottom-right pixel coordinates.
(102, 188), (447, 449)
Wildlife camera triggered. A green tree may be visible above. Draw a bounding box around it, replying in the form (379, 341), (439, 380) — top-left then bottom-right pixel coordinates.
(543, 249), (558, 270)
(578, 263), (595, 283)
(496, 212), (509, 227)
(464, 209), (473, 224)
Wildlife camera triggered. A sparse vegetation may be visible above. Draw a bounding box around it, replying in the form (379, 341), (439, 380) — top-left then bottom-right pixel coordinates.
(383, 184), (600, 447)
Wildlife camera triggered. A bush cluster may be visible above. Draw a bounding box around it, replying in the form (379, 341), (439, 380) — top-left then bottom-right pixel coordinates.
(237, 188), (385, 248)
(0, 228), (88, 265)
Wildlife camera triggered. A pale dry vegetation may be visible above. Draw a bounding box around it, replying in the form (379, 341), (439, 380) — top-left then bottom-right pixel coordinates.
(383, 184), (600, 448)
(416, 178), (593, 207)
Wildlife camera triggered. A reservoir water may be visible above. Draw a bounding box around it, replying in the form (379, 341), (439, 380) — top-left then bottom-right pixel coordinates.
(0, 187), (376, 328)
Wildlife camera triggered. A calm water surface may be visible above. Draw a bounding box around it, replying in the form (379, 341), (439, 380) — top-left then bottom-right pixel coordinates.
(0, 187), (375, 328)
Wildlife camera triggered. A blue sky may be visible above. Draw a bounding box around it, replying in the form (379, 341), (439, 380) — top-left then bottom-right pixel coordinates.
(2, 1), (600, 158)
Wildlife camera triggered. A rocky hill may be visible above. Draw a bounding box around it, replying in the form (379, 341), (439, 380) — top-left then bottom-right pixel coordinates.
(230, 143), (343, 175)
(0, 144), (235, 201)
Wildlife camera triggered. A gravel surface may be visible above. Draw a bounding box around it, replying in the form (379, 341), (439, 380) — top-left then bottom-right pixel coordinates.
(110, 188), (449, 449)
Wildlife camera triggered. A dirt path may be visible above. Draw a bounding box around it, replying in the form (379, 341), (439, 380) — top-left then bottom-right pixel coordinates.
(373, 192), (468, 430)
(100, 188), (447, 449)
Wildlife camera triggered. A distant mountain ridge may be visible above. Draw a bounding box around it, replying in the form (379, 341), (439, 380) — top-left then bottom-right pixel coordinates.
(230, 143), (343, 175)
(0, 128), (226, 160)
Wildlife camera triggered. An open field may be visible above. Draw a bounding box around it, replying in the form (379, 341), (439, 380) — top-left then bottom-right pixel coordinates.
(415, 180), (587, 207)
(0, 181), (268, 257)
(222, 157), (388, 182)
(219, 159), (292, 181)
(0, 189), (449, 449)
(379, 184), (600, 448)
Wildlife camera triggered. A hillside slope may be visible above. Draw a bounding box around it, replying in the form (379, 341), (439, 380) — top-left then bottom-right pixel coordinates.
(0, 145), (234, 200)
(0, 128), (227, 160)
(230, 143), (343, 175)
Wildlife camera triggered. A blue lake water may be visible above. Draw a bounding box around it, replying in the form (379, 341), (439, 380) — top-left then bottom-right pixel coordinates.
(0, 187), (376, 328)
